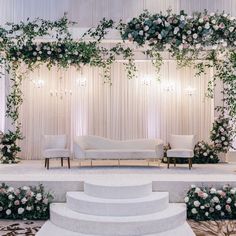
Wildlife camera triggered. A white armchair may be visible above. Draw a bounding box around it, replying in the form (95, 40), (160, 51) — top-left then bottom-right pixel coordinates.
(42, 135), (71, 169)
(167, 135), (195, 169)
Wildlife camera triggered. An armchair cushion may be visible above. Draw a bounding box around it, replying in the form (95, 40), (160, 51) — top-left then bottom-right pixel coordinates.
(43, 149), (70, 158)
(167, 149), (194, 158)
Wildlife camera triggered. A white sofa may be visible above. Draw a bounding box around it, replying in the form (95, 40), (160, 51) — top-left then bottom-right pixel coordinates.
(74, 135), (163, 165)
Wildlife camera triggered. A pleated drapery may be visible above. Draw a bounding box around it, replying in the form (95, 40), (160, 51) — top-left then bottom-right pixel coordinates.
(18, 61), (214, 160)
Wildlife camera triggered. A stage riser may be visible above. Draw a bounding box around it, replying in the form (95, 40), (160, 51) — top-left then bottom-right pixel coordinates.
(3, 180), (236, 203)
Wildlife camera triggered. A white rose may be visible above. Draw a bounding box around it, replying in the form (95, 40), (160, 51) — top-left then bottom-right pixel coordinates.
(6, 209), (11, 215)
(224, 141), (228, 146)
(47, 51), (51, 55)
(200, 206), (205, 209)
(191, 208), (198, 214)
(230, 188), (236, 194)
(203, 193), (208, 199)
(213, 196), (219, 203)
(26, 206), (32, 211)
(205, 212), (209, 216)
(22, 186), (30, 191)
(226, 198), (232, 204)
(211, 19), (216, 24)
(36, 193), (42, 201)
(194, 200), (200, 207)
(223, 13), (228, 18)
(199, 18), (204, 23)
(18, 207), (24, 214)
(184, 197), (189, 203)
(8, 194), (14, 200)
(214, 25), (219, 30)
(210, 12), (215, 17)
(203, 152), (208, 156)
(21, 197), (27, 204)
(221, 137), (225, 141)
(205, 23), (210, 29)
(139, 30), (144, 36)
(0, 207), (3, 211)
(191, 185), (196, 189)
(187, 30), (191, 35)
(144, 26), (149, 31)
(37, 56), (41, 61)
(229, 27), (234, 32)
(7, 187), (14, 193)
(193, 33), (198, 39)
(180, 15), (185, 21)
(195, 187), (201, 193)
(158, 34), (162, 40)
(33, 51), (37, 56)
(215, 205), (221, 211)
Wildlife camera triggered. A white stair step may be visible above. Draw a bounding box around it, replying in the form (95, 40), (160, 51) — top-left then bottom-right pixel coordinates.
(50, 203), (186, 235)
(84, 180), (152, 199)
(37, 221), (195, 236)
(66, 191), (169, 216)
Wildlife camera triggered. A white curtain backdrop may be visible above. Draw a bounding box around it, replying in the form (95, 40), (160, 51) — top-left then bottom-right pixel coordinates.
(19, 62), (214, 160)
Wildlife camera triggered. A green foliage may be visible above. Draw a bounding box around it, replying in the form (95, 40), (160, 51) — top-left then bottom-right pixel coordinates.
(0, 183), (53, 220)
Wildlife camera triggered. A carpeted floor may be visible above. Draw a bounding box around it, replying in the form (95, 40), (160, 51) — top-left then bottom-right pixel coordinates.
(0, 220), (236, 236)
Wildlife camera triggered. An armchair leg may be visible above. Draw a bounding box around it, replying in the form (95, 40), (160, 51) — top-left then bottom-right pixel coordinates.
(174, 158), (176, 167)
(67, 157), (70, 169)
(44, 159), (47, 168)
(61, 158), (63, 167)
(47, 158), (49, 170)
(167, 157), (170, 169)
(189, 158), (192, 170)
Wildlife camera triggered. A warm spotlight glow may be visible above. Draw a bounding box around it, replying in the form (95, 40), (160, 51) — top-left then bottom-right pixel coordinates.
(142, 75), (153, 86)
(162, 81), (175, 92)
(185, 86), (196, 96)
(32, 79), (45, 88)
(77, 77), (87, 87)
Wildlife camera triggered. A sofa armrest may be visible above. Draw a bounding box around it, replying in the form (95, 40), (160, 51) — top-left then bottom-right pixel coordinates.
(74, 141), (86, 159)
(155, 143), (164, 159)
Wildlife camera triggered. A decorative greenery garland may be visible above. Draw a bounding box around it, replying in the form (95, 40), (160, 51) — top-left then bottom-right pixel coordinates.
(0, 10), (236, 163)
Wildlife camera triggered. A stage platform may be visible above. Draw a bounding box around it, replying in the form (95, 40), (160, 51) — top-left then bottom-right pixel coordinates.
(0, 160), (236, 202)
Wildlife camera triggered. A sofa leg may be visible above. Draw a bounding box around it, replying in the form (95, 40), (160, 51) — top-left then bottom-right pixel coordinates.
(44, 159), (47, 168)
(68, 157), (70, 169)
(61, 158), (63, 167)
(167, 157), (170, 169)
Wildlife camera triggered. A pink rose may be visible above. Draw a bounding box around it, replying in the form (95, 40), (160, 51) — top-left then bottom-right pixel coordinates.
(14, 200), (20, 206)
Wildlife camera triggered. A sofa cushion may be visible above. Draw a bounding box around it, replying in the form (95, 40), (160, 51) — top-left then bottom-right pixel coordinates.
(84, 149), (158, 159)
(75, 135), (163, 150)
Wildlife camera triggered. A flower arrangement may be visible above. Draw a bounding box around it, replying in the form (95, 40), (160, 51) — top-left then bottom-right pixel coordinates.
(210, 116), (235, 153)
(194, 141), (219, 163)
(0, 130), (22, 164)
(185, 185), (236, 220)
(0, 183), (53, 220)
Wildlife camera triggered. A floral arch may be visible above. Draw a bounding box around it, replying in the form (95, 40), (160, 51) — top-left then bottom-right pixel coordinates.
(0, 10), (235, 163)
